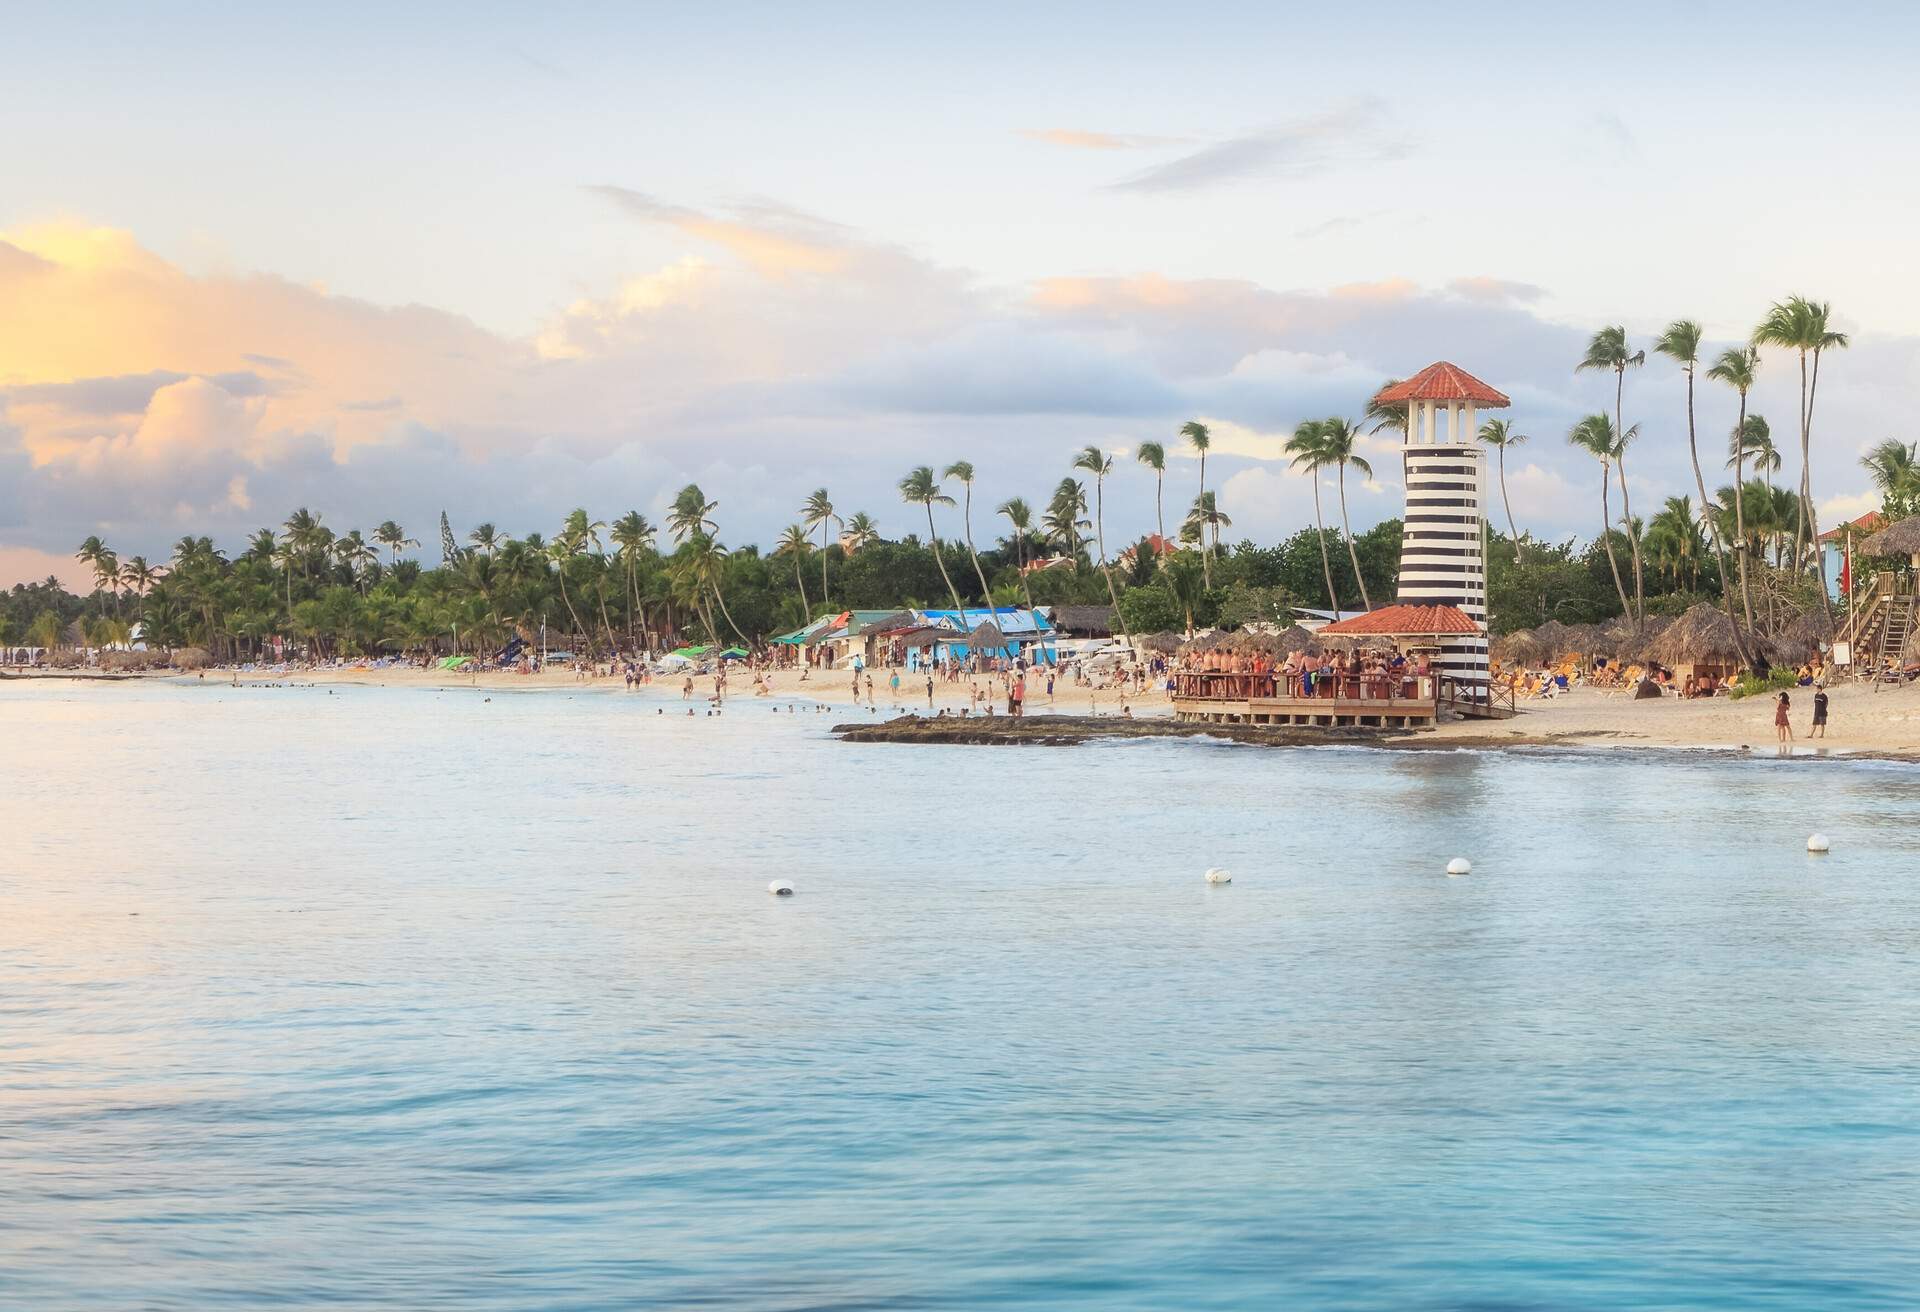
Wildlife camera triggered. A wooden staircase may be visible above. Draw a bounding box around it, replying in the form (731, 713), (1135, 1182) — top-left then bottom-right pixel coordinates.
(1839, 572), (1916, 674)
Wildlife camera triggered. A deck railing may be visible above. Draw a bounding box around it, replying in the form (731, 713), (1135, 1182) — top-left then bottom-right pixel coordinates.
(1173, 670), (1434, 704)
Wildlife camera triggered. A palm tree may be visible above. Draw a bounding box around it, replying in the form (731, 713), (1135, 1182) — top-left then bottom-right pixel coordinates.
(1569, 413), (1634, 619)
(898, 466), (969, 625)
(121, 555), (162, 598)
(1044, 479), (1090, 563)
(1707, 346), (1761, 629)
(686, 533), (749, 643)
(774, 524), (813, 618)
(1862, 439), (1920, 510)
(997, 497), (1037, 609)
(841, 512), (878, 552)
(1646, 496), (1706, 591)
(1366, 382), (1409, 438)
(548, 512), (595, 656)
(464, 523), (500, 557)
(283, 507), (324, 579)
(1754, 296), (1848, 618)
(1180, 420), (1213, 586)
(801, 488), (838, 606)
(610, 511), (656, 648)
(1656, 320), (1742, 635)
(1478, 419), (1529, 562)
(668, 484), (719, 544)
(243, 528), (277, 565)
(1316, 417), (1375, 610)
(1072, 446), (1133, 646)
(1136, 441), (1167, 545)
(943, 462), (996, 613)
(1285, 419), (1342, 613)
(1181, 493), (1232, 583)
(375, 520), (419, 564)
(336, 530), (379, 592)
(75, 536), (119, 613)
(1577, 326), (1646, 620)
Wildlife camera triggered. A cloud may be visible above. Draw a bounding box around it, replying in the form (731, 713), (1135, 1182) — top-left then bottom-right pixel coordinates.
(1020, 128), (1180, 151)
(585, 186), (858, 279)
(1108, 101), (1407, 194)
(1447, 276), (1546, 305)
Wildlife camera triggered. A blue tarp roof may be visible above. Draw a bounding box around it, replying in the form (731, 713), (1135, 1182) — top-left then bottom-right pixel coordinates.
(919, 607), (1055, 636)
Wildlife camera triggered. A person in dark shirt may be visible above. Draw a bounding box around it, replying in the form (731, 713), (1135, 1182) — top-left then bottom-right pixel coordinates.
(1811, 686), (1829, 738)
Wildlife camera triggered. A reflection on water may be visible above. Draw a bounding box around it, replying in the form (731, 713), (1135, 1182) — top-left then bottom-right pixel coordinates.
(5, 680), (1920, 1309)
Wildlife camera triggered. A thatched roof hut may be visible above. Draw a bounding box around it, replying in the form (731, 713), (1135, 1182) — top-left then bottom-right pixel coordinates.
(1776, 608), (1834, 661)
(1646, 603), (1765, 672)
(1859, 514), (1920, 561)
(1596, 615), (1672, 666)
(1273, 623), (1326, 654)
(969, 620), (1007, 652)
(1493, 629), (1549, 666)
(1136, 631), (1182, 655)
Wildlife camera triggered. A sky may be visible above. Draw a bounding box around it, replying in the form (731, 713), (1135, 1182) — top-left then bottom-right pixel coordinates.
(5, 1), (1919, 588)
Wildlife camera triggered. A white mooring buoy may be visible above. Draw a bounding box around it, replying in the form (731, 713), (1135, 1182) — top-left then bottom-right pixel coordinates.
(768, 879), (795, 896)
(1807, 833), (1831, 854)
(1446, 857), (1472, 876)
(1205, 868), (1232, 884)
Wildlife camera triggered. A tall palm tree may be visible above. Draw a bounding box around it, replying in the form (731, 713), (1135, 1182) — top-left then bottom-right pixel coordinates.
(686, 534), (748, 643)
(668, 484), (719, 544)
(943, 462), (995, 613)
(1569, 413), (1634, 619)
(375, 520), (419, 564)
(76, 536), (119, 613)
(547, 513), (594, 656)
(1285, 419), (1342, 613)
(1754, 296), (1848, 619)
(1707, 346), (1760, 628)
(1072, 446), (1132, 645)
(1478, 418), (1529, 562)
(1180, 420), (1213, 586)
(1646, 496), (1706, 591)
(997, 497), (1037, 609)
(898, 466), (969, 625)
(1577, 326), (1646, 620)
(841, 512), (878, 552)
(121, 555), (162, 598)
(336, 530), (379, 592)
(1656, 320), (1742, 636)
(283, 507), (324, 579)
(1136, 441), (1167, 545)
(610, 512), (657, 648)
(801, 488), (838, 606)
(774, 524), (813, 618)
(1315, 417), (1375, 610)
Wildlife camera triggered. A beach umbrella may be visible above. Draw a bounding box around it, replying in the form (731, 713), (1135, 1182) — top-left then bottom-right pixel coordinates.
(1492, 629), (1547, 666)
(1647, 602), (1768, 670)
(1858, 513), (1920, 563)
(1136, 631), (1182, 655)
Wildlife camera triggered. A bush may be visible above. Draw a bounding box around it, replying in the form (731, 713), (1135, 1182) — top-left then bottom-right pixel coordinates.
(1728, 667), (1796, 700)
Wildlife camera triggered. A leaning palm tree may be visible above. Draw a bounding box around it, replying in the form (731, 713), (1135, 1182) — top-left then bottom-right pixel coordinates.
(1072, 445), (1133, 645)
(1285, 419), (1342, 613)
(1707, 346), (1761, 629)
(899, 466), (969, 624)
(1753, 295), (1848, 619)
(1179, 420), (1213, 584)
(801, 488), (838, 607)
(1577, 325), (1646, 619)
(997, 497), (1037, 609)
(1478, 418), (1529, 562)
(375, 520), (419, 564)
(609, 511), (657, 648)
(1316, 417), (1375, 610)
(121, 555), (162, 598)
(774, 524), (813, 618)
(1136, 441), (1167, 545)
(943, 461), (996, 615)
(1569, 413), (1634, 619)
(1656, 320), (1742, 637)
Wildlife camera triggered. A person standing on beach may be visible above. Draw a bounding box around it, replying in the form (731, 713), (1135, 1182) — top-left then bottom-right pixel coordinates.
(864, 672), (875, 707)
(926, 673), (934, 709)
(1775, 691), (1793, 744)
(1811, 686), (1829, 738)
(889, 670), (900, 705)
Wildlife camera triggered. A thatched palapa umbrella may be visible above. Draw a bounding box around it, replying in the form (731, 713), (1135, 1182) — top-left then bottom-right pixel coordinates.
(1647, 602), (1764, 674)
(1136, 631), (1182, 655)
(1493, 629), (1548, 667)
(1777, 608), (1834, 662)
(1859, 514), (1920, 567)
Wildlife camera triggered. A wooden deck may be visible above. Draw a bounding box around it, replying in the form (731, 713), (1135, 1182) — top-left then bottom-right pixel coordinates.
(1171, 672), (1438, 729)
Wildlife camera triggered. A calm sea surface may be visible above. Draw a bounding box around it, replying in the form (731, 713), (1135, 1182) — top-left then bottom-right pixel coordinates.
(4, 679), (1920, 1310)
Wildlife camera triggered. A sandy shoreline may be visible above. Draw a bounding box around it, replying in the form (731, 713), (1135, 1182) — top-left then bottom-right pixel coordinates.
(12, 664), (1920, 758)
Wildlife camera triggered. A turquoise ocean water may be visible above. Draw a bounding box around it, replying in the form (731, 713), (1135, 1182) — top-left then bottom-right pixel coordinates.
(4, 680), (1919, 1309)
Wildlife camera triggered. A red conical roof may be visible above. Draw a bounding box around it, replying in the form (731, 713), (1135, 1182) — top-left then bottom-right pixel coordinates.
(1372, 363), (1509, 408)
(1318, 604), (1483, 637)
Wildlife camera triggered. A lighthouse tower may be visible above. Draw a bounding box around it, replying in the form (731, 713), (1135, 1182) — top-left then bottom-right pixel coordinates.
(1369, 363), (1509, 689)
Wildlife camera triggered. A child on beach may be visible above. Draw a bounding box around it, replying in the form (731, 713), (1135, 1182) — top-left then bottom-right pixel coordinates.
(1775, 691), (1793, 743)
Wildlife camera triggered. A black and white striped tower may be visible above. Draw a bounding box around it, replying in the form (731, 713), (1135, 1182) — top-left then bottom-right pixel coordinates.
(1370, 363), (1509, 688)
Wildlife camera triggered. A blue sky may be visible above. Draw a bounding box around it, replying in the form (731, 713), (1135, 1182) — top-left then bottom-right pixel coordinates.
(3, 1), (1916, 584)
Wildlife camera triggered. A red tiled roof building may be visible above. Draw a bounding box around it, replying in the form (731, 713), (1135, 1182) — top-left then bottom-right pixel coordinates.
(1369, 362), (1509, 687)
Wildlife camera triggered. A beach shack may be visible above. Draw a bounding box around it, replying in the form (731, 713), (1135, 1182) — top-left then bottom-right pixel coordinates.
(918, 607), (1057, 665)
